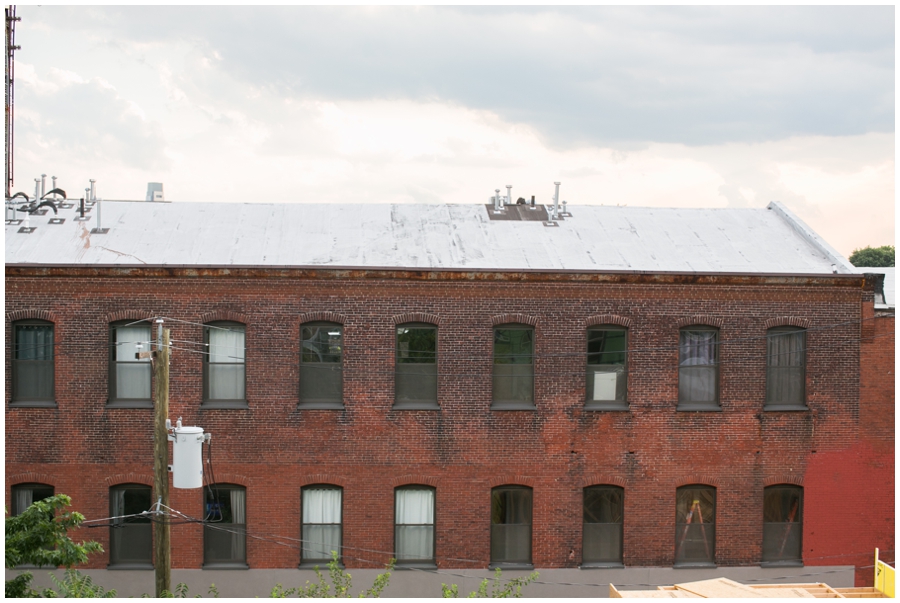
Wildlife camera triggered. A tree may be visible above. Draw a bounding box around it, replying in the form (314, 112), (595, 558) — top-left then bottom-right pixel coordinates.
(849, 245), (895, 267)
(6, 494), (103, 598)
(270, 551), (395, 598)
(442, 568), (539, 598)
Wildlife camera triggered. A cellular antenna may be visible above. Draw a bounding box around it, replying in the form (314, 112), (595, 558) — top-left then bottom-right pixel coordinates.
(5, 6), (21, 200)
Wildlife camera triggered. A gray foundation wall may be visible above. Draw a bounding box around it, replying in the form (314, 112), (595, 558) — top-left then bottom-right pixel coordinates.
(8, 565), (854, 598)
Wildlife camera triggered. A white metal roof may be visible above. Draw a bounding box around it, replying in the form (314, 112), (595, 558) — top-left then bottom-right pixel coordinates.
(5, 200), (855, 274)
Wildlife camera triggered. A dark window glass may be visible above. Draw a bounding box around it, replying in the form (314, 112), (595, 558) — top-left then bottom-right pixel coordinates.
(493, 327), (534, 408)
(395, 325), (438, 408)
(11, 483), (54, 515)
(395, 486), (435, 566)
(491, 486), (532, 566)
(586, 328), (627, 407)
(110, 485), (152, 567)
(301, 486), (342, 565)
(13, 321), (54, 403)
(675, 486), (716, 566)
(766, 328), (806, 408)
(678, 328), (719, 408)
(203, 323), (246, 404)
(583, 486), (623, 565)
(203, 485), (247, 567)
(763, 486), (803, 564)
(300, 323), (343, 407)
(109, 322), (152, 404)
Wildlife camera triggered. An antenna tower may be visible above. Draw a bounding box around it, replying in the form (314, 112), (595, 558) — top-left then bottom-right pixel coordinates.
(5, 5), (20, 200)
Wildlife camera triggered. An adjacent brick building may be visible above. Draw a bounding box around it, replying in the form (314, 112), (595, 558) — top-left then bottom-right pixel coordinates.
(5, 197), (893, 596)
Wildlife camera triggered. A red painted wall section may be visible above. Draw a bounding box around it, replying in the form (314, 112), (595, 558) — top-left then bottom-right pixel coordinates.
(805, 314), (894, 587)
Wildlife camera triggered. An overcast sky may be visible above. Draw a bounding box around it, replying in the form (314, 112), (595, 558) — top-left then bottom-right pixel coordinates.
(11, 5), (894, 256)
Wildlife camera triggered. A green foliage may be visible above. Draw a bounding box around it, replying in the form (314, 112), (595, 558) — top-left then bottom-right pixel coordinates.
(849, 245), (895, 267)
(150, 582), (217, 598)
(5, 494), (103, 598)
(270, 551), (394, 598)
(47, 569), (117, 598)
(442, 568), (539, 598)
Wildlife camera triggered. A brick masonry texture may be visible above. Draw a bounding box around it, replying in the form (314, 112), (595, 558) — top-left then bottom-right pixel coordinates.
(5, 270), (894, 585)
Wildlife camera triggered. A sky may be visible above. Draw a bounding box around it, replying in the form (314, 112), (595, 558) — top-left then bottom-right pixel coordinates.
(9, 5), (895, 257)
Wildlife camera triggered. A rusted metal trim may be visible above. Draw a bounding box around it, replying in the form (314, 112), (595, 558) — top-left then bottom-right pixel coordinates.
(5, 263), (865, 288)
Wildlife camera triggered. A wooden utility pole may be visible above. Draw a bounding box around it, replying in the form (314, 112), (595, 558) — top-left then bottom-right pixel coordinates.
(152, 326), (171, 597)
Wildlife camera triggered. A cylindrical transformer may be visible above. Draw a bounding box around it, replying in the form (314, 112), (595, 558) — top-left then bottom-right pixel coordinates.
(172, 426), (205, 489)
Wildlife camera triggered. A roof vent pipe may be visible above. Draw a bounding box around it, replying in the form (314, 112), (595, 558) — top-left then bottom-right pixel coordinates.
(33, 178), (40, 207)
(40, 174), (46, 198)
(552, 181), (561, 220)
(89, 179), (96, 202)
(51, 176), (57, 199)
(562, 200), (567, 215)
(506, 185), (512, 207)
(494, 189), (502, 212)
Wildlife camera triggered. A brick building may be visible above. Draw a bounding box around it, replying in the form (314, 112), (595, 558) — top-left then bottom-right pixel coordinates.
(5, 197), (893, 596)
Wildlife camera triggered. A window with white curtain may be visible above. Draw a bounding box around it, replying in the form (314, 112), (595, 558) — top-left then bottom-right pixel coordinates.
(109, 322), (152, 406)
(110, 485), (152, 567)
(203, 323), (246, 406)
(395, 486), (435, 566)
(678, 327), (719, 409)
(11, 483), (54, 515)
(203, 485), (247, 567)
(12, 321), (55, 405)
(301, 486), (342, 565)
(766, 327), (806, 409)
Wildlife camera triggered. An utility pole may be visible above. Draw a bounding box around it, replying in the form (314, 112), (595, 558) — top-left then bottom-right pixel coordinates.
(152, 322), (171, 597)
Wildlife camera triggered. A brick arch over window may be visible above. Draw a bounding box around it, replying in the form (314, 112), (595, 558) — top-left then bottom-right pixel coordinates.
(105, 473), (153, 487)
(299, 475), (346, 488)
(491, 314), (538, 327)
(764, 317), (811, 329)
(6, 472), (56, 487)
(586, 314), (632, 328)
(392, 312), (442, 326)
(200, 310), (249, 325)
(763, 474), (804, 487)
(210, 473), (251, 487)
(675, 475), (720, 488)
(104, 310), (155, 324)
(675, 315), (725, 329)
(298, 311), (347, 325)
(390, 475), (439, 488)
(7, 309), (58, 323)
(581, 474), (627, 489)
(488, 475), (536, 488)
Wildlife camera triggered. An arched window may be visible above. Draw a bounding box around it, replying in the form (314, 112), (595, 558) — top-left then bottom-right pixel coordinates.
(675, 485), (715, 566)
(395, 324), (438, 408)
(301, 485), (342, 566)
(300, 322), (343, 408)
(583, 486), (624, 566)
(678, 327), (719, 409)
(203, 322), (246, 407)
(109, 484), (152, 567)
(11, 483), (54, 515)
(12, 320), (55, 405)
(766, 327), (806, 409)
(395, 486), (435, 566)
(203, 484), (247, 567)
(493, 325), (534, 409)
(762, 485), (802, 564)
(109, 321), (152, 407)
(586, 326), (628, 409)
(491, 486), (532, 568)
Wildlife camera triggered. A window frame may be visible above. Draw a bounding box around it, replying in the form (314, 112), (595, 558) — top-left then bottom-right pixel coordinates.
(585, 326), (629, 410)
(299, 321), (344, 409)
(394, 323), (439, 409)
(394, 485), (437, 568)
(300, 484), (343, 568)
(761, 485), (803, 566)
(108, 321), (153, 408)
(10, 483), (55, 569)
(492, 325), (535, 410)
(674, 485), (716, 568)
(202, 321), (247, 409)
(490, 485), (533, 569)
(11, 320), (56, 407)
(582, 485), (624, 567)
(203, 484), (248, 569)
(765, 327), (807, 411)
(677, 326), (720, 411)
(109, 484), (153, 569)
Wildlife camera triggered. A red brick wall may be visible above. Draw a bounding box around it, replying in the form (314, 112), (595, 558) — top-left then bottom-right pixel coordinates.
(6, 270), (890, 580)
